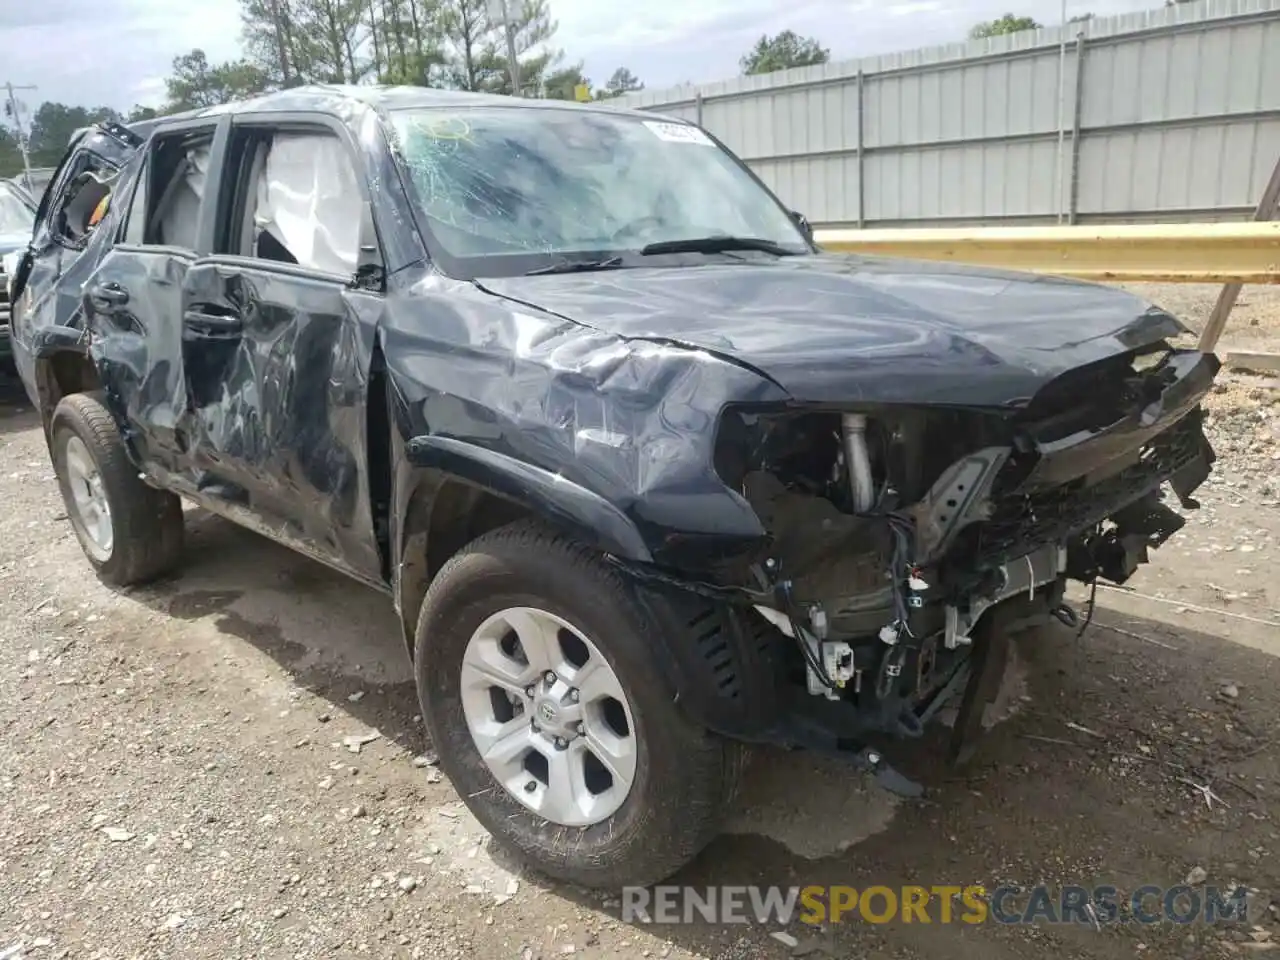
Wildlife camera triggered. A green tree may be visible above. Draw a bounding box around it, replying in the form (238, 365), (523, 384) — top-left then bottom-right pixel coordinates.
(486, 0), (560, 96)
(542, 63), (589, 101)
(436, 0), (498, 90)
(739, 30), (829, 76)
(597, 66), (643, 99)
(298, 0), (372, 83)
(240, 0), (371, 85)
(240, 0), (304, 86)
(0, 126), (25, 179)
(368, 0), (447, 85)
(126, 105), (163, 123)
(969, 14), (1041, 39)
(237, 0), (583, 96)
(165, 49), (273, 111)
(27, 102), (121, 166)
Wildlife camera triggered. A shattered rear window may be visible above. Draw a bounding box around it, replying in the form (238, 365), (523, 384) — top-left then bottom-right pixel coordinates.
(389, 106), (807, 271)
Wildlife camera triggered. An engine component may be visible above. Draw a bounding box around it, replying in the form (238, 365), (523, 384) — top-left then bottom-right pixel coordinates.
(752, 603), (856, 701)
(943, 541), (1065, 649)
(810, 636), (855, 699)
(841, 412), (875, 512)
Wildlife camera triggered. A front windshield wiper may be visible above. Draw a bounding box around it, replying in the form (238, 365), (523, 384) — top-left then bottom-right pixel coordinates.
(639, 236), (799, 257)
(524, 255), (624, 276)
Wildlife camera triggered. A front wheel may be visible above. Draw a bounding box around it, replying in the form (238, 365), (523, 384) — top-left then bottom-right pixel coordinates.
(50, 392), (184, 586)
(414, 521), (742, 889)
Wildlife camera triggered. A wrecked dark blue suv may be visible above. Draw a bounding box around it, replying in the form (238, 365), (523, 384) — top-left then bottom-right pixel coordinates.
(10, 85), (1217, 888)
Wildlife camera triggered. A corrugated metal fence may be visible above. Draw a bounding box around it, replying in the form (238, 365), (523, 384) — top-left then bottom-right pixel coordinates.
(617, 0), (1280, 229)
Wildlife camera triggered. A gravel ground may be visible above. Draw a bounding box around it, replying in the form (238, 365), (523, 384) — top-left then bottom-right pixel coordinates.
(1118, 282), (1280, 355)
(2, 284), (1279, 959)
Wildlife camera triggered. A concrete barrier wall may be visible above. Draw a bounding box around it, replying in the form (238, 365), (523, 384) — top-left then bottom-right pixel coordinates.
(617, 0), (1280, 228)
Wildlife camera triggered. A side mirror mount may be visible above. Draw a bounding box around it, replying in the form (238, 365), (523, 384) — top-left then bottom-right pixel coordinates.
(351, 200), (386, 291)
(790, 210), (814, 242)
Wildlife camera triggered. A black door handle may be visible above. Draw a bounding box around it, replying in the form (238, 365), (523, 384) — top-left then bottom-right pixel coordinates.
(183, 309), (243, 337)
(88, 282), (129, 311)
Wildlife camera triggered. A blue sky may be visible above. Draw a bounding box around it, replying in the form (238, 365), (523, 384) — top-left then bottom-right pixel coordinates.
(2, 0), (1170, 112)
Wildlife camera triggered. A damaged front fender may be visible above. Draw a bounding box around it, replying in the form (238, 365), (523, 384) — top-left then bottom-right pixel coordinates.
(381, 278), (790, 579)
(405, 434), (654, 562)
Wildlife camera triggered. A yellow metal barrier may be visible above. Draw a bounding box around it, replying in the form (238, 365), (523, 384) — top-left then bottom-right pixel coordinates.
(813, 221), (1280, 285)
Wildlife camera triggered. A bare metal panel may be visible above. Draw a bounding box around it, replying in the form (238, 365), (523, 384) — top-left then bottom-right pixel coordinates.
(1076, 119), (1280, 216)
(754, 155), (859, 223)
(622, 0), (1280, 226)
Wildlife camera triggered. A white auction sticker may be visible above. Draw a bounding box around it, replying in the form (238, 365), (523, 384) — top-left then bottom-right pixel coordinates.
(642, 121), (714, 145)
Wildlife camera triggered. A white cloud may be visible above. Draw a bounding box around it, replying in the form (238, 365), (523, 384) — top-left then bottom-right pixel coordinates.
(129, 76), (169, 107)
(2, 0), (1171, 110)
(1, 0), (242, 111)
(555, 0), (1166, 93)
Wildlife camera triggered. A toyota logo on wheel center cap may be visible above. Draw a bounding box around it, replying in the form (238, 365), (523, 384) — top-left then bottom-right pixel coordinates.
(538, 702), (558, 724)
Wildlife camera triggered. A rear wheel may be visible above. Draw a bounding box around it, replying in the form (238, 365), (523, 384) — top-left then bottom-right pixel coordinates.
(50, 392), (184, 586)
(414, 521), (742, 888)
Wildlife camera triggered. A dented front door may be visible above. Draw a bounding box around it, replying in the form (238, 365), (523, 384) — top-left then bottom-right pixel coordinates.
(177, 260), (384, 583)
(10, 124), (143, 396)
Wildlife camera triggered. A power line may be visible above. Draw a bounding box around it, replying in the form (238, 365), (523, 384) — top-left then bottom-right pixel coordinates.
(3, 81), (38, 191)
(486, 0), (521, 96)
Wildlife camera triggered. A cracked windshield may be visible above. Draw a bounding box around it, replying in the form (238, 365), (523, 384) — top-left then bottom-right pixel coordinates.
(1, 0), (1278, 959)
(391, 108), (805, 263)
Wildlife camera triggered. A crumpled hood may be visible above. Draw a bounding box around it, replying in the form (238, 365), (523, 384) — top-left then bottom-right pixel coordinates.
(479, 254), (1187, 407)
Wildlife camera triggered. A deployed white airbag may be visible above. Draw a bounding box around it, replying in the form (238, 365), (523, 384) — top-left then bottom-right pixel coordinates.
(156, 143), (209, 250)
(254, 133), (361, 275)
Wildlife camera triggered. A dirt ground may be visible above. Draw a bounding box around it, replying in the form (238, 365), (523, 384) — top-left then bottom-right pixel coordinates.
(2, 283), (1279, 960)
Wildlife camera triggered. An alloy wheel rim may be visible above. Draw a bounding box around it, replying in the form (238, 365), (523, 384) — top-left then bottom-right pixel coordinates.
(63, 435), (113, 561)
(459, 606), (638, 827)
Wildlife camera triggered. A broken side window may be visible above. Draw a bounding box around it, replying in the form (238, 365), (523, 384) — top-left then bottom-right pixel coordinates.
(49, 153), (118, 248)
(134, 131), (214, 251)
(218, 126), (362, 276)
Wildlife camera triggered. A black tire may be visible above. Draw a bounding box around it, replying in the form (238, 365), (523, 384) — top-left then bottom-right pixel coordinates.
(50, 391), (184, 586)
(414, 520), (743, 889)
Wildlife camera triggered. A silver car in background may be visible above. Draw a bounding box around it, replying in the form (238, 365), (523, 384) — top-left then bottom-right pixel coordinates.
(0, 181), (37, 366)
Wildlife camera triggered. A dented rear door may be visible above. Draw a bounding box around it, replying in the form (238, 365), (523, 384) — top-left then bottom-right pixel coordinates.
(81, 117), (228, 475)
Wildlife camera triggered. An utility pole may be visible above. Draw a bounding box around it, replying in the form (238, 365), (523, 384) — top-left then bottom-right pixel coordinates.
(3, 82), (37, 191)
(487, 0), (521, 96)
(1054, 0), (1068, 223)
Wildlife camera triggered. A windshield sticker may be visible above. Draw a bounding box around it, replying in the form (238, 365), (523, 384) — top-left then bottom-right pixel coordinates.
(642, 121), (714, 146)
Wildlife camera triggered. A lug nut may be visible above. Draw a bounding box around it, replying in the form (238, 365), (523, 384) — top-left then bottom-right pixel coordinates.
(524, 781), (537, 793)
(525, 685), (536, 698)
(553, 736), (568, 750)
(567, 688), (579, 703)
(574, 722), (585, 735)
(543, 670), (557, 683)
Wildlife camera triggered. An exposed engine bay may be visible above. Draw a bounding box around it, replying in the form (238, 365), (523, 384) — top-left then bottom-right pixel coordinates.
(704, 342), (1217, 784)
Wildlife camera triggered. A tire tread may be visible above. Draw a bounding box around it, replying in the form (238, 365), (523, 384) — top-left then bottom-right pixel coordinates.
(416, 519), (744, 888)
(51, 391), (183, 586)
